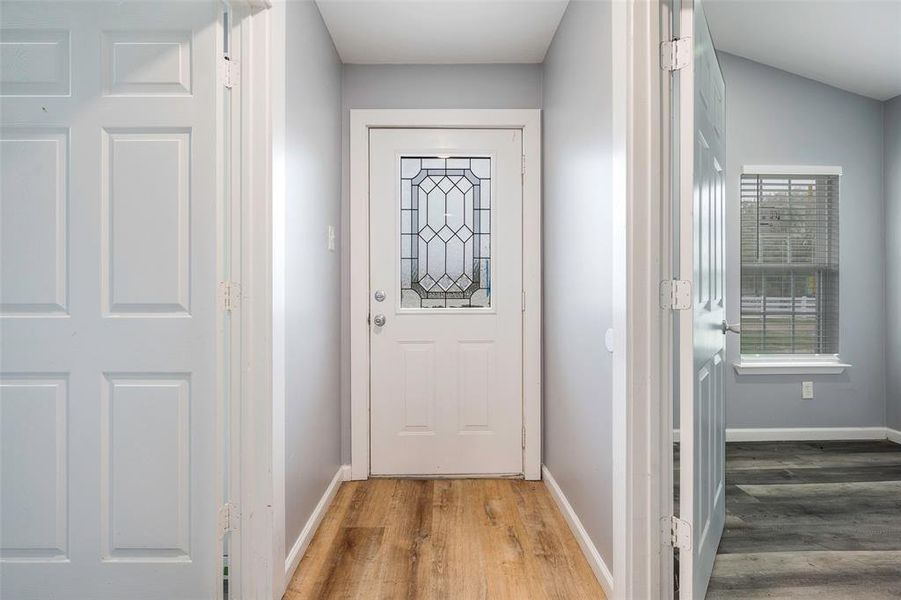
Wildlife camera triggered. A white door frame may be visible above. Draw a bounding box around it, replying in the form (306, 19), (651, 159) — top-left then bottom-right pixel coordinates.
(223, 1), (275, 599)
(349, 109), (542, 481)
(610, 1), (670, 599)
(653, 0), (709, 598)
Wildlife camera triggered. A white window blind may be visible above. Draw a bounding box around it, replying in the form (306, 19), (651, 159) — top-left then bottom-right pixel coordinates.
(740, 171), (839, 355)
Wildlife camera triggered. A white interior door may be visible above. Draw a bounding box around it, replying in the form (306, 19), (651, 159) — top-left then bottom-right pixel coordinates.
(677, 0), (727, 598)
(369, 128), (523, 476)
(0, 2), (223, 598)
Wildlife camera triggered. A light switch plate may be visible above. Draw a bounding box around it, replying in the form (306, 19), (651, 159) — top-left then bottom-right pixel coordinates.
(802, 381), (814, 399)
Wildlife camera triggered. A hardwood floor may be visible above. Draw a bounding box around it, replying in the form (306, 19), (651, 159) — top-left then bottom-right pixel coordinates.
(283, 479), (606, 600)
(707, 440), (901, 599)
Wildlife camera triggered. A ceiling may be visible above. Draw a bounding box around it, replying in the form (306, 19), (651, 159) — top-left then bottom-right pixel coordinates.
(315, 0), (569, 64)
(704, 0), (901, 101)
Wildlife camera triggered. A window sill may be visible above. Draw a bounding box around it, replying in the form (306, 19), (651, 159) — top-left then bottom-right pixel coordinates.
(732, 358), (851, 375)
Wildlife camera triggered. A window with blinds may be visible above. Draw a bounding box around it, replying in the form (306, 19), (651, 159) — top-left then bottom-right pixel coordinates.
(740, 171), (840, 355)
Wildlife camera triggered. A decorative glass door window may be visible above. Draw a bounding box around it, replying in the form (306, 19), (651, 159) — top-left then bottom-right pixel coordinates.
(400, 156), (491, 308)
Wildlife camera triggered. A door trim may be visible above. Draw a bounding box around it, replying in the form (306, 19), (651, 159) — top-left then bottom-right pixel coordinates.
(609, 1), (670, 598)
(224, 2), (277, 599)
(349, 109), (542, 481)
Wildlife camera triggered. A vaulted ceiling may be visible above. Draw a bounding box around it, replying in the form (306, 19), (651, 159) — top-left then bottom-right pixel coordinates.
(705, 0), (901, 101)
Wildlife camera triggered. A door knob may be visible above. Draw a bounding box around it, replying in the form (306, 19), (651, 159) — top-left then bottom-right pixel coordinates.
(373, 314), (386, 327)
(721, 320), (741, 335)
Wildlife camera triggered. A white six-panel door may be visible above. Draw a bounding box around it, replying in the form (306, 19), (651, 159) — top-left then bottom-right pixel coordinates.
(368, 128), (524, 476)
(678, 0), (727, 598)
(0, 3), (222, 598)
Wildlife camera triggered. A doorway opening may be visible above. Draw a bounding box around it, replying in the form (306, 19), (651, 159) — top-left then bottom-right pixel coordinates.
(666, 1), (901, 598)
(268, 2), (625, 598)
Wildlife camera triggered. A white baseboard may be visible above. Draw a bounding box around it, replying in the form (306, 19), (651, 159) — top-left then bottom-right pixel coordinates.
(542, 466), (614, 598)
(283, 464), (350, 591)
(674, 427), (890, 443)
(726, 427), (886, 442)
(887, 428), (901, 445)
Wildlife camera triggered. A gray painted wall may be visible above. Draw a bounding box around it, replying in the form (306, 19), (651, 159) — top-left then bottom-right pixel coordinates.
(886, 96), (901, 430)
(720, 53), (887, 428)
(542, 0), (614, 564)
(339, 64), (543, 462)
(284, 1), (343, 555)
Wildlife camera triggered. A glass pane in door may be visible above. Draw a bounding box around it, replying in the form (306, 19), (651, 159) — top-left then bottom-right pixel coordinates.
(399, 156), (491, 308)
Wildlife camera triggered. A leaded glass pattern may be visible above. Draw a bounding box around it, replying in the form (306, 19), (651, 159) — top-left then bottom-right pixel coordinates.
(400, 157), (491, 308)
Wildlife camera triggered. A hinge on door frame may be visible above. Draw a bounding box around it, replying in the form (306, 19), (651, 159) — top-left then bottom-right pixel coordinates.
(219, 281), (241, 311)
(521, 291), (526, 313)
(661, 38), (691, 71)
(670, 515), (692, 550)
(660, 279), (692, 310)
(522, 426), (526, 449)
(219, 56), (240, 88)
(219, 502), (239, 537)
(521, 155), (526, 175)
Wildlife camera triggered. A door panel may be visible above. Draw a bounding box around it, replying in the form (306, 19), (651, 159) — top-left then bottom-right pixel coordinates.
(678, 0), (727, 598)
(0, 3), (221, 598)
(369, 128), (523, 476)
(0, 128), (68, 314)
(102, 129), (192, 315)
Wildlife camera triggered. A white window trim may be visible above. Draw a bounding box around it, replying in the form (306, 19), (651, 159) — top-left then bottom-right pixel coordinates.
(738, 165), (843, 373)
(733, 354), (851, 375)
(743, 165), (843, 176)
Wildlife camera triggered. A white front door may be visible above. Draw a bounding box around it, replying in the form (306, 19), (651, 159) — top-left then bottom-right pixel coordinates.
(1, 2), (223, 598)
(677, 0), (727, 598)
(368, 128), (524, 476)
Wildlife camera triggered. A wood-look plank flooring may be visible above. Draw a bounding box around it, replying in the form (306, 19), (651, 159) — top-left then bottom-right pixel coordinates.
(707, 440), (901, 599)
(283, 479), (606, 600)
